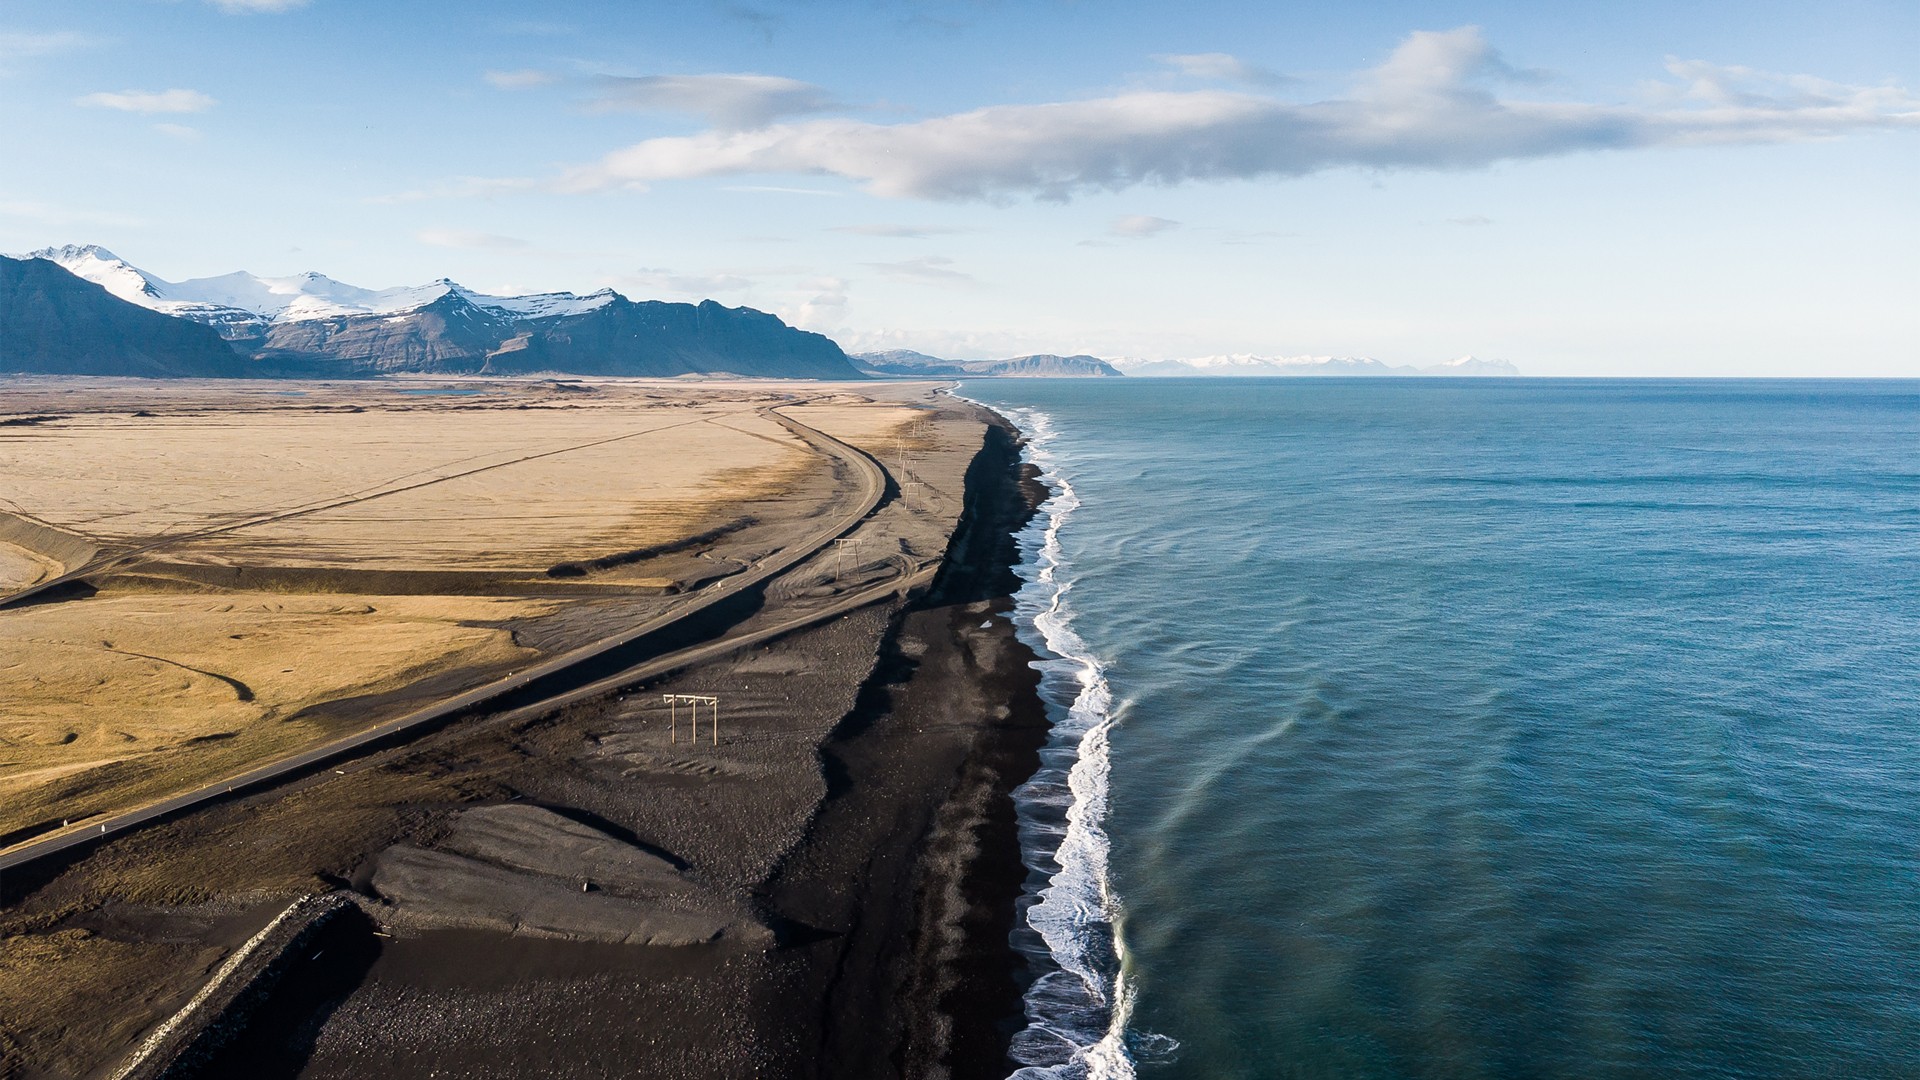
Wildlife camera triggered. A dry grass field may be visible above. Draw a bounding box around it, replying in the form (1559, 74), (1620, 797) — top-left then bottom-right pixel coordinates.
(0, 542), (59, 592)
(0, 377), (928, 843)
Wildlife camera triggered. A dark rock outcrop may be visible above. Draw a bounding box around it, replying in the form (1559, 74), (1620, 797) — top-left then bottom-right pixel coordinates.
(0, 256), (248, 377)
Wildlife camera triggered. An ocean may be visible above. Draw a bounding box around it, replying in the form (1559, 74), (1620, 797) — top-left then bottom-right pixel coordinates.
(960, 378), (1920, 1080)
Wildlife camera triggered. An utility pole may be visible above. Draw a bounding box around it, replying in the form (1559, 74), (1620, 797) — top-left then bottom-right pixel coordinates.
(662, 694), (720, 745)
(833, 537), (863, 580)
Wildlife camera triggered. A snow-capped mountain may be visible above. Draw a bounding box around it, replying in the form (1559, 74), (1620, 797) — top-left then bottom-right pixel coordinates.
(1421, 355), (1522, 376)
(17, 245), (616, 340)
(1110, 353), (1520, 377)
(4, 245), (865, 380)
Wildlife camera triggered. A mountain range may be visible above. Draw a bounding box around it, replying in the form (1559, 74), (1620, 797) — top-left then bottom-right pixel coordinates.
(851, 350), (1124, 378)
(1, 246), (1523, 382)
(1111, 354), (1520, 377)
(1, 246), (864, 380)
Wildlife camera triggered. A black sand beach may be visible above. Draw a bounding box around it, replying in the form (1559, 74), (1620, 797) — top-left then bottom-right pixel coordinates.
(0, 398), (1049, 1080)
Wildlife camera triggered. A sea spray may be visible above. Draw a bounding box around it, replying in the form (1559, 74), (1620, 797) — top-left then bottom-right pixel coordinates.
(990, 406), (1155, 1080)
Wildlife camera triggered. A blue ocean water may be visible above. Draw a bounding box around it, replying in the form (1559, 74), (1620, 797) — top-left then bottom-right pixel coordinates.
(961, 379), (1920, 1080)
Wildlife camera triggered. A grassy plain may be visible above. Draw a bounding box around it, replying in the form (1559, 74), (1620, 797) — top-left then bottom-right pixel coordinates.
(0, 378), (919, 841)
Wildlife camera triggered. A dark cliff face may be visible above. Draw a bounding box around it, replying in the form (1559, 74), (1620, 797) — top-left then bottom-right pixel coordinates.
(255, 292), (516, 375)
(484, 299), (866, 380)
(0, 256), (248, 377)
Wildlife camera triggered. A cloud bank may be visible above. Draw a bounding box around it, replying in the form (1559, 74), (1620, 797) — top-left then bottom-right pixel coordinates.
(76, 89), (217, 114)
(550, 27), (1917, 201)
(1111, 214), (1180, 237)
(0, 29), (91, 60)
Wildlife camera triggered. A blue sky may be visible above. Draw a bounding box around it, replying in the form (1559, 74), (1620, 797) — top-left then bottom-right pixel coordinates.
(1, 0), (1915, 374)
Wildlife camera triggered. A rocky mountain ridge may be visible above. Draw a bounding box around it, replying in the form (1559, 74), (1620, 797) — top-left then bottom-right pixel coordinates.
(1, 248), (863, 380)
(852, 350), (1123, 377)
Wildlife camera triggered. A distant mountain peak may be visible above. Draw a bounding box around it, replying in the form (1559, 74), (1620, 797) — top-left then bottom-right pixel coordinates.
(3, 248), (865, 381)
(852, 349), (1122, 378)
(31, 242), (123, 263)
(1110, 353), (1520, 377)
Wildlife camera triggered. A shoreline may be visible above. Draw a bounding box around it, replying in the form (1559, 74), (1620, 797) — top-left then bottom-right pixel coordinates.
(0, 391), (1054, 1080)
(781, 405), (1053, 1078)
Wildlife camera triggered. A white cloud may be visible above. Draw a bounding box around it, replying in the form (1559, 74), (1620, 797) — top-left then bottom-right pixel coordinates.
(547, 27), (1919, 202)
(485, 68), (557, 90)
(416, 228), (529, 249)
(589, 73), (839, 129)
(1111, 214), (1180, 237)
(0, 30), (92, 67)
(208, 0), (308, 12)
(152, 122), (203, 140)
(77, 88), (216, 114)
(1155, 52), (1289, 87)
(782, 275), (849, 331)
(1447, 214), (1494, 226)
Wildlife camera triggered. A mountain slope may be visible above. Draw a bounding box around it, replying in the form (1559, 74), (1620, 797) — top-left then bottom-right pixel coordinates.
(0, 256), (248, 377)
(852, 349), (1122, 377)
(8, 247), (865, 381)
(256, 291), (520, 375)
(20, 246), (619, 342)
(488, 299), (864, 379)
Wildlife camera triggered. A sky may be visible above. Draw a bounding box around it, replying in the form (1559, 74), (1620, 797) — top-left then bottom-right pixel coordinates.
(0, 0), (1915, 375)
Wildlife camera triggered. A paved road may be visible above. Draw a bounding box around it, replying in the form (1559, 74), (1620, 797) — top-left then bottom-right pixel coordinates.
(0, 403), (892, 872)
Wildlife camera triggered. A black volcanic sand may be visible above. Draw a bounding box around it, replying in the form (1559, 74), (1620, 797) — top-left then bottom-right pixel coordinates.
(0, 412), (1048, 1080)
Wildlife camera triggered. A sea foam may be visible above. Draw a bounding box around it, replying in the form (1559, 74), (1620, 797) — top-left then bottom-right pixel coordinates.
(993, 407), (1145, 1080)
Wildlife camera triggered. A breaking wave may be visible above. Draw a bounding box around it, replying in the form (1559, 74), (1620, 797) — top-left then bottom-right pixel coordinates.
(993, 406), (1160, 1080)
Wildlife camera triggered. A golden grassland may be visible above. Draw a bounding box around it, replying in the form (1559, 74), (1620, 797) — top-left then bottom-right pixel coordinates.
(0, 541), (59, 592)
(0, 592), (558, 834)
(0, 379), (929, 843)
(1, 391), (815, 570)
